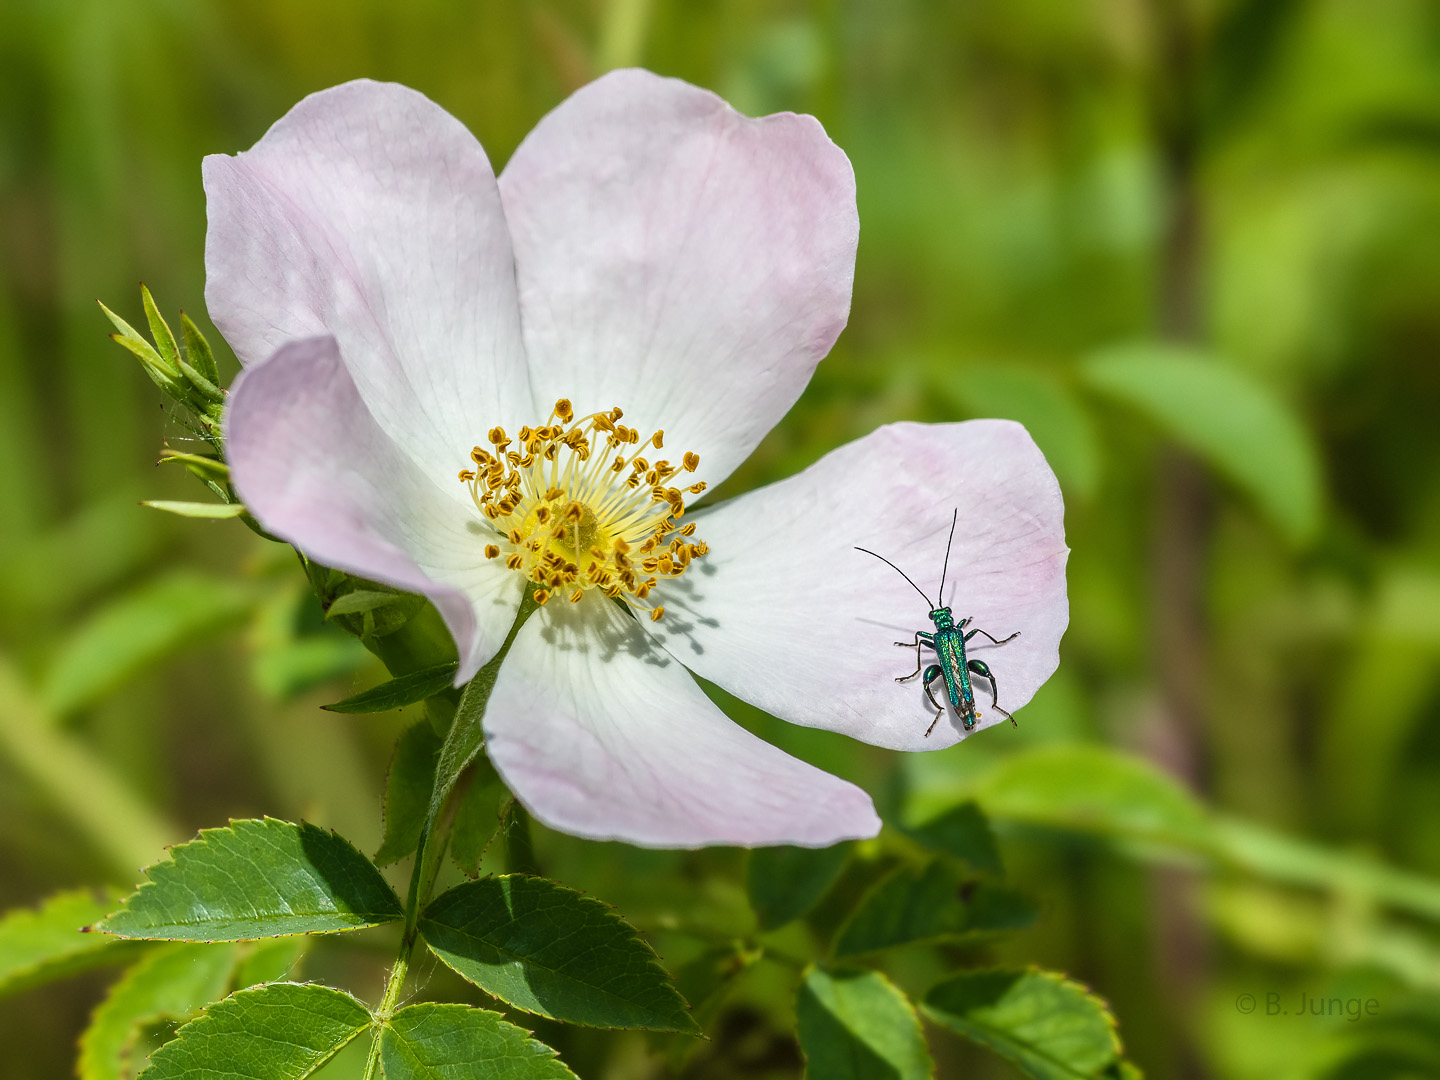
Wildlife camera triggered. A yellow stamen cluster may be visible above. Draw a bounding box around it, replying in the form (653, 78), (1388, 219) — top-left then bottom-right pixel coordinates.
(458, 400), (709, 619)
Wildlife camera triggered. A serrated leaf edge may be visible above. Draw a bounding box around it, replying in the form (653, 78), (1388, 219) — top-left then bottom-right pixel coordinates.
(421, 875), (700, 1033)
(381, 1002), (578, 1078)
(798, 965), (936, 1079)
(921, 965), (1123, 1078)
(134, 981), (373, 1080)
(93, 817), (402, 940)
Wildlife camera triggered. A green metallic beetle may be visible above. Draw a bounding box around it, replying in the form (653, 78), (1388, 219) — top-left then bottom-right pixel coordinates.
(857, 509), (1020, 737)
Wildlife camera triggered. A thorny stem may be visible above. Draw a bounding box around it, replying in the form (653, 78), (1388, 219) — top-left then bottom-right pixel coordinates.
(359, 591), (539, 1080)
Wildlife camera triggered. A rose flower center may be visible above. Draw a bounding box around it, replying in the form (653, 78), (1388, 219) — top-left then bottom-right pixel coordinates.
(459, 399), (709, 622)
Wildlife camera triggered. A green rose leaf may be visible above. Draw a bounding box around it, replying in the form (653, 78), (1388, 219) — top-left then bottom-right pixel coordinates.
(322, 661), (459, 714)
(747, 842), (853, 930)
(1081, 343), (1322, 544)
(136, 982), (372, 1080)
(0, 889), (137, 997)
(905, 801), (1004, 876)
(922, 968), (1122, 1080)
(79, 943), (237, 1080)
(968, 744), (1211, 851)
(834, 861), (1037, 957)
(375, 721), (443, 866)
(419, 875), (698, 1032)
(380, 1003), (577, 1079)
(96, 818), (403, 941)
(796, 966), (933, 1080)
(449, 759), (511, 877)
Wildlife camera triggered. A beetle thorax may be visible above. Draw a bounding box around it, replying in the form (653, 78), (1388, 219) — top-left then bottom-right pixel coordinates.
(929, 606), (955, 629)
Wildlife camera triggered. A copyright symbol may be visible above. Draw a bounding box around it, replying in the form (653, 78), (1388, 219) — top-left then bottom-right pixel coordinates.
(1235, 994), (1256, 1014)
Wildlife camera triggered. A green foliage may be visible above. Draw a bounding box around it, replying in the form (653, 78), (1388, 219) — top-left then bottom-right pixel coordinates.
(419, 875), (698, 1032)
(968, 744), (1212, 851)
(98, 819), (403, 941)
(233, 938), (309, 989)
(379, 1004), (577, 1080)
(905, 801), (1004, 876)
(40, 571), (255, 718)
(322, 661), (459, 714)
(427, 592), (536, 822)
(1080, 344), (1323, 544)
(795, 967), (933, 1080)
(375, 721), (443, 866)
(14, 2), (1440, 1076)
(746, 842), (852, 930)
(0, 889), (135, 997)
(833, 861), (1037, 957)
(449, 759), (511, 877)
(135, 983), (372, 1080)
(79, 943), (237, 1080)
(945, 365), (1101, 503)
(322, 587), (427, 643)
(923, 968), (1123, 1080)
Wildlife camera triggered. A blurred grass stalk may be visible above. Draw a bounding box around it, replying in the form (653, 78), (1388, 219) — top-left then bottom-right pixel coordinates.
(0, 655), (176, 879)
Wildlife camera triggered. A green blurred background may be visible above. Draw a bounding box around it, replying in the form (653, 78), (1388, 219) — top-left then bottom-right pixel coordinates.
(4, 1), (1440, 1077)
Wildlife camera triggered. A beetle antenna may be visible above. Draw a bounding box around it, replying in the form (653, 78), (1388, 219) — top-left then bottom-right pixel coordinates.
(855, 547), (934, 608)
(937, 508), (958, 607)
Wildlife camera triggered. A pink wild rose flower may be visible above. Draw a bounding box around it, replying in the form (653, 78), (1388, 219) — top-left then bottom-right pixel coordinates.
(212, 70), (1068, 848)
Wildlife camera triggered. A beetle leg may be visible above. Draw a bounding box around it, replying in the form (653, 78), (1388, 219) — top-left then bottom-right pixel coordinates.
(967, 658), (1016, 727)
(894, 631), (935, 682)
(922, 665), (946, 736)
(963, 627), (1020, 648)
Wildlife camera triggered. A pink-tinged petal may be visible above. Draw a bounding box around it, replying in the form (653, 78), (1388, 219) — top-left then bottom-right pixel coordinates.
(498, 68), (857, 488)
(204, 79), (534, 481)
(483, 594), (880, 848)
(226, 337), (524, 681)
(647, 421), (1069, 750)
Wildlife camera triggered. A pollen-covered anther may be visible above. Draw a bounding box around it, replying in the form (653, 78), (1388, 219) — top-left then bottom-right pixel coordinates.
(460, 399), (710, 616)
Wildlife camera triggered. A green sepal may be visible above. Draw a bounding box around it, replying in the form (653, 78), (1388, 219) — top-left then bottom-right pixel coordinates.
(99, 300), (174, 375)
(322, 584), (426, 642)
(180, 311), (221, 385)
(419, 874), (699, 1032)
(178, 353), (226, 407)
(78, 943), (238, 1080)
(796, 966), (934, 1080)
(134, 982), (372, 1080)
(141, 285), (181, 372)
(921, 967), (1123, 1080)
(157, 448), (229, 480)
(105, 327), (188, 398)
(96, 818), (403, 941)
(322, 661), (459, 714)
(140, 500), (246, 519)
(380, 1003), (577, 1079)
